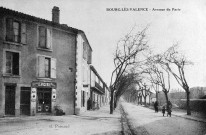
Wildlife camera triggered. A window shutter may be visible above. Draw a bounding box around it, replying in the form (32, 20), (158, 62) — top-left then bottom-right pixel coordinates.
(88, 49), (92, 64)
(38, 56), (45, 77)
(39, 26), (46, 47)
(21, 23), (26, 44)
(50, 58), (56, 78)
(46, 28), (52, 49)
(6, 18), (13, 41)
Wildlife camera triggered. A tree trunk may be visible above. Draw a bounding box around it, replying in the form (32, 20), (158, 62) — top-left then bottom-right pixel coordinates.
(186, 90), (191, 115)
(140, 96), (142, 105)
(164, 91), (169, 106)
(144, 96), (147, 106)
(156, 91), (158, 102)
(110, 90), (114, 114)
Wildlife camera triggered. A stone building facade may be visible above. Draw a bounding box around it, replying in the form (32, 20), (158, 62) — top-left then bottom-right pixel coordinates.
(0, 6), (79, 117)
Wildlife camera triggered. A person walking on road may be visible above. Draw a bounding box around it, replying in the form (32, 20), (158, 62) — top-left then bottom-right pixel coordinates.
(167, 101), (172, 117)
(162, 106), (166, 116)
(154, 101), (159, 113)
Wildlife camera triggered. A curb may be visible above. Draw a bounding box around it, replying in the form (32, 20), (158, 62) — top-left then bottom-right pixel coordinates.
(171, 114), (206, 123)
(144, 105), (206, 123)
(119, 104), (133, 135)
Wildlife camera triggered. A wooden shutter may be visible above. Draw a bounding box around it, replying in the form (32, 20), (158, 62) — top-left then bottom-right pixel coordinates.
(6, 18), (13, 41)
(21, 23), (26, 44)
(39, 26), (46, 48)
(46, 28), (52, 49)
(50, 58), (56, 78)
(38, 56), (45, 77)
(88, 49), (92, 64)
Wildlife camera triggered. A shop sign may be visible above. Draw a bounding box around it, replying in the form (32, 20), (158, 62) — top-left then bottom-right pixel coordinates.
(31, 81), (57, 88)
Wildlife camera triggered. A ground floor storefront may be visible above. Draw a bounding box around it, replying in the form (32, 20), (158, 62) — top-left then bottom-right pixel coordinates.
(0, 81), (58, 117)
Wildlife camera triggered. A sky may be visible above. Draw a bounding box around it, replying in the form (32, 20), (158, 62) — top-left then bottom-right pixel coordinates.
(1, 0), (206, 90)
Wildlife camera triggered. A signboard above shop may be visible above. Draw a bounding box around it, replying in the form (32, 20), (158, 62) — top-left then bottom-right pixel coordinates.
(31, 81), (57, 89)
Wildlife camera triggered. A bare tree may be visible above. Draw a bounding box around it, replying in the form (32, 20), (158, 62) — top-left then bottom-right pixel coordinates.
(143, 56), (171, 107)
(114, 72), (139, 109)
(109, 27), (148, 114)
(161, 44), (193, 115)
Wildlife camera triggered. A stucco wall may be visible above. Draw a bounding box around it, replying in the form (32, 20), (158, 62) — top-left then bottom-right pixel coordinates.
(0, 14), (76, 116)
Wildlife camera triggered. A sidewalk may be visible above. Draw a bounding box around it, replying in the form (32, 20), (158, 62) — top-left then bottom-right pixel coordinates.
(0, 105), (122, 135)
(144, 104), (206, 123)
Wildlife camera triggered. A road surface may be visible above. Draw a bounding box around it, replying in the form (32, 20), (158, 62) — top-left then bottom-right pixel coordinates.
(121, 101), (206, 135)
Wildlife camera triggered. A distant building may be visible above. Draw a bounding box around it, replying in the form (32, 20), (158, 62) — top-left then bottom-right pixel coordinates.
(90, 65), (109, 110)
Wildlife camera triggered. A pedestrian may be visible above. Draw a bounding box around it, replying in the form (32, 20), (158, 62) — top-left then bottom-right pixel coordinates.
(167, 101), (172, 117)
(87, 98), (91, 110)
(154, 101), (159, 113)
(162, 106), (166, 116)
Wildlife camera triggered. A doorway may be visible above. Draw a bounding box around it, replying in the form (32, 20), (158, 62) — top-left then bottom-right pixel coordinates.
(37, 88), (51, 113)
(5, 85), (16, 115)
(20, 87), (31, 115)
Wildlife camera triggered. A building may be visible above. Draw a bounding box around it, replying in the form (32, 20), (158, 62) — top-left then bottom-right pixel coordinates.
(75, 31), (92, 114)
(136, 88), (152, 105)
(0, 6), (82, 117)
(90, 65), (108, 110)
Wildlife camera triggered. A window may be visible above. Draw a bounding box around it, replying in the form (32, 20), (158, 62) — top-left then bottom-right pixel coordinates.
(38, 26), (52, 49)
(6, 18), (26, 44)
(5, 51), (19, 75)
(38, 56), (56, 78)
(83, 42), (87, 60)
(83, 42), (92, 64)
(87, 48), (92, 64)
(81, 90), (85, 107)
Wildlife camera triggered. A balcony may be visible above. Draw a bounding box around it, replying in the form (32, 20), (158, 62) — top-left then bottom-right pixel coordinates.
(91, 82), (105, 94)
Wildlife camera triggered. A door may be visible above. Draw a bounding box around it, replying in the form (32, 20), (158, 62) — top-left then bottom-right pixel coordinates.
(5, 85), (16, 115)
(20, 87), (31, 115)
(37, 88), (51, 113)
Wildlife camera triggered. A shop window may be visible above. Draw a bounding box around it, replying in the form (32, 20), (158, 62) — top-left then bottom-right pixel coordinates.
(6, 18), (26, 44)
(5, 51), (19, 75)
(38, 26), (52, 49)
(38, 56), (56, 78)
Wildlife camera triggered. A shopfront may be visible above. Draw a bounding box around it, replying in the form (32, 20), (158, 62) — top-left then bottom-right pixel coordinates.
(31, 81), (57, 115)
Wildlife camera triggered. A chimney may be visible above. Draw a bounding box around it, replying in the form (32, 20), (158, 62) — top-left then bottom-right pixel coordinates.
(52, 6), (60, 23)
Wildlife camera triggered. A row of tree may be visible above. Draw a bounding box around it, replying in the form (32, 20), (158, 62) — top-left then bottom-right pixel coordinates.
(109, 27), (192, 115)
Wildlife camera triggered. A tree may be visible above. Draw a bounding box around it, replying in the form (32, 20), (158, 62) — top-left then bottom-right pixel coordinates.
(121, 73), (140, 103)
(143, 55), (171, 107)
(114, 72), (139, 109)
(161, 44), (193, 115)
(109, 27), (148, 114)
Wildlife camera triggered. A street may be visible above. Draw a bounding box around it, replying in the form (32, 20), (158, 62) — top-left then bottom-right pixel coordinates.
(121, 101), (206, 135)
(0, 105), (122, 135)
(0, 102), (205, 135)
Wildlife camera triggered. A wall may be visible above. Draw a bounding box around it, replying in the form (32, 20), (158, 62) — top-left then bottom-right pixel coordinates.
(0, 13), (76, 116)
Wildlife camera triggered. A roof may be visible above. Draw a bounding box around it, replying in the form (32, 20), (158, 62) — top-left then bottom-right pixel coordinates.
(0, 6), (80, 34)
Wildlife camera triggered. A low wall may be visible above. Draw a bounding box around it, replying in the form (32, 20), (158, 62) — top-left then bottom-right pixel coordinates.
(178, 99), (206, 114)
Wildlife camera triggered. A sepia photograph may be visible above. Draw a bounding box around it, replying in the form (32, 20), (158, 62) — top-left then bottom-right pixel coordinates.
(0, 0), (206, 134)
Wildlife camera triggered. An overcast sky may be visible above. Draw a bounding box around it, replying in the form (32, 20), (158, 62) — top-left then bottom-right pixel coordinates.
(1, 0), (206, 90)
